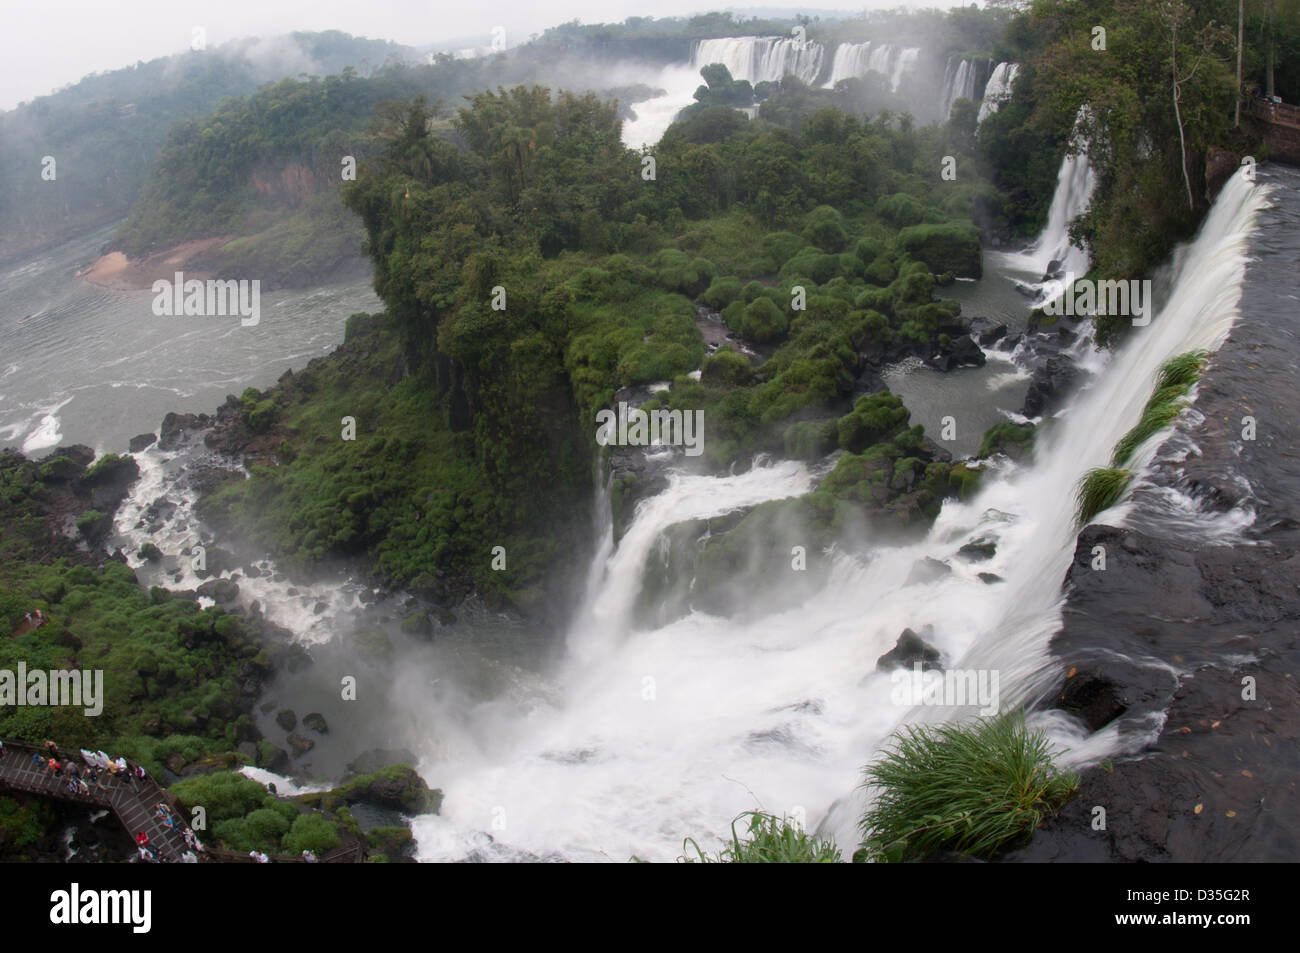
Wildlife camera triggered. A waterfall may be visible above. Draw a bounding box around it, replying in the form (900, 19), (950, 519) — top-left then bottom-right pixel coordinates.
(1005, 106), (1097, 291)
(823, 42), (921, 92)
(691, 36), (825, 86)
(408, 167), (1268, 862)
(939, 56), (986, 121)
(978, 62), (1019, 122)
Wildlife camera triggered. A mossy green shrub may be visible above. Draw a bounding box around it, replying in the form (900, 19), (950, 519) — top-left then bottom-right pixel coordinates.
(857, 710), (1079, 862)
(761, 231), (806, 268)
(283, 813), (342, 854)
(801, 205), (848, 252)
(701, 275), (742, 310)
(782, 419), (837, 460)
(0, 796), (56, 856)
(979, 422), (1036, 458)
(700, 348), (753, 387)
(682, 811), (842, 863)
(741, 297), (788, 344)
(654, 249), (715, 296)
(875, 192), (942, 227)
(837, 391), (911, 453)
(897, 223), (982, 278)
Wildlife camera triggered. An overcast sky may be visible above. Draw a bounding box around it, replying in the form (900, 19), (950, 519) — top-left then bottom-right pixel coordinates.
(2, 0), (972, 111)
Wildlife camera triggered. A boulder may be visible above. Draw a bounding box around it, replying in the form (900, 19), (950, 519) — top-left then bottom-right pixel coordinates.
(275, 708), (297, 732)
(128, 433), (157, 453)
(195, 577), (239, 604)
(905, 557), (951, 585)
(287, 731), (315, 757)
(966, 317), (1008, 346)
(957, 539), (997, 562)
(876, 627), (943, 672)
(1022, 356), (1078, 418)
(303, 712), (328, 735)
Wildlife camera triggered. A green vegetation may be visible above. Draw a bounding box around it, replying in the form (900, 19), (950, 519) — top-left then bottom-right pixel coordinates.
(0, 451), (281, 770)
(979, 422), (1035, 459)
(681, 811), (842, 863)
(857, 710), (1079, 862)
(978, 0), (1297, 345)
(171, 771), (337, 855)
(1075, 467), (1133, 526)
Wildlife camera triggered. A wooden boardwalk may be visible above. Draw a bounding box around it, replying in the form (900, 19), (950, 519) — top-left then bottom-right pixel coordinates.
(0, 741), (189, 861)
(0, 740), (364, 863)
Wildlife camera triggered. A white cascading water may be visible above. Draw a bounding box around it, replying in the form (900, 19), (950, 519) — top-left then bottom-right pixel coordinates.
(409, 167), (1267, 862)
(1003, 106), (1097, 292)
(822, 42), (920, 92)
(939, 56), (985, 121)
(691, 36), (825, 86)
(978, 62), (1019, 122)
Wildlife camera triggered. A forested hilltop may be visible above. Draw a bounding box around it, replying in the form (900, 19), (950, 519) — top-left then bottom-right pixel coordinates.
(0, 31), (423, 265)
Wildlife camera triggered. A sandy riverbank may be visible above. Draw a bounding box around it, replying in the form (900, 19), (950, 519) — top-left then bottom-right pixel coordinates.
(79, 237), (230, 291)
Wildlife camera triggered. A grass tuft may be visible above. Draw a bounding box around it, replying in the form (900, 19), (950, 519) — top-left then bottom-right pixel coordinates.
(681, 811), (842, 863)
(857, 710), (1078, 862)
(1109, 350), (1207, 467)
(1075, 466), (1132, 525)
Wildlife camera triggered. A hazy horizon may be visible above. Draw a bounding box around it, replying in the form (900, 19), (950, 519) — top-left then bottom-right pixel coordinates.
(2, 0), (974, 111)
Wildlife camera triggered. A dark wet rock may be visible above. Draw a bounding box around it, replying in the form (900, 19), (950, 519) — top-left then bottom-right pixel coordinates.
(310, 763), (440, 814)
(977, 572), (1004, 584)
(1054, 670), (1127, 732)
(877, 627), (942, 672)
(128, 433), (157, 452)
(138, 542), (163, 562)
(957, 539), (997, 562)
(1022, 356), (1078, 418)
(195, 577), (239, 604)
(75, 510), (113, 544)
(303, 712), (328, 735)
(287, 731), (315, 757)
(193, 545), (238, 580)
(275, 709), (297, 732)
(312, 601), (327, 615)
(926, 334), (986, 371)
(40, 444), (94, 473)
(966, 316), (1008, 346)
(257, 742), (290, 774)
(905, 557), (951, 585)
(158, 411), (211, 450)
(244, 563), (263, 578)
(79, 454), (140, 512)
(921, 437), (953, 464)
(609, 445), (672, 542)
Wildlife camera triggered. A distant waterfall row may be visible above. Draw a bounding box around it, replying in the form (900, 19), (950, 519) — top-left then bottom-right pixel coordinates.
(822, 42), (921, 92)
(690, 37), (827, 86)
(689, 36), (919, 92)
(687, 39), (1020, 126)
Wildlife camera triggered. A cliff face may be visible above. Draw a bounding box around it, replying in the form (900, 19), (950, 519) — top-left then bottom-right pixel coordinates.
(1008, 163), (1300, 863)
